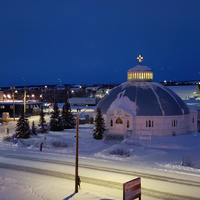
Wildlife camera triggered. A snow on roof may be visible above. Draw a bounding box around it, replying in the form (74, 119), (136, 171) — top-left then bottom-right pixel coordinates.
(128, 65), (152, 72)
(86, 87), (99, 90)
(96, 81), (190, 116)
(106, 90), (137, 116)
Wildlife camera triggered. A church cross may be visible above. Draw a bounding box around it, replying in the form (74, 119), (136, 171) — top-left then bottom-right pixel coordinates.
(137, 55), (143, 65)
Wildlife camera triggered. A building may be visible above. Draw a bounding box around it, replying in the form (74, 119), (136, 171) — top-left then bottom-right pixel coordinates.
(0, 102), (43, 118)
(69, 97), (99, 106)
(95, 55), (197, 136)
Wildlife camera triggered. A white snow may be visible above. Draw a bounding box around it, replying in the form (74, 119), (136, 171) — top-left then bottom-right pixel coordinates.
(106, 90), (137, 116)
(146, 83), (165, 116)
(0, 115), (200, 199)
(128, 65), (152, 72)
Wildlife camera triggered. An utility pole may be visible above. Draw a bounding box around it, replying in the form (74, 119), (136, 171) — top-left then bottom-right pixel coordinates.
(75, 106), (89, 193)
(11, 84), (15, 121)
(24, 86), (26, 118)
(75, 114), (79, 193)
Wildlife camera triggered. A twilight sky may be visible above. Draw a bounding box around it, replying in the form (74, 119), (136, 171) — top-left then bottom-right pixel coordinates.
(0, 0), (200, 87)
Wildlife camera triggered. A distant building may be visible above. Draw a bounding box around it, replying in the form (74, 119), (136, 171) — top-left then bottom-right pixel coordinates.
(95, 88), (111, 99)
(166, 85), (200, 100)
(0, 102), (43, 118)
(86, 86), (99, 92)
(69, 98), (99, 106)
(70, 88), (81, 93)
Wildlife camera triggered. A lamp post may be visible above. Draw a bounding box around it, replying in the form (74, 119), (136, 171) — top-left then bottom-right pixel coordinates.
(75, 114), (79, 193)
(75, 107), (89, 193)
(11, 84), (15, 121)
(24, 86), (26, 119)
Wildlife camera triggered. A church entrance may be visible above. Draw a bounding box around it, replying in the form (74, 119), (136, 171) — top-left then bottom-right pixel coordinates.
(115, 117), (125, 134)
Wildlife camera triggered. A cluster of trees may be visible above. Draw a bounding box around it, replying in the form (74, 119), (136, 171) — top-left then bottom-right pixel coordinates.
(15, 101), (75, 139)
(15, 102), (106, 141)
(50, 101), (75, 131)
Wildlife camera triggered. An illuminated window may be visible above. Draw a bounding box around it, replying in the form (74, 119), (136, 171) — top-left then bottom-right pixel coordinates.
(116, 117), (123, 124)
(128, 73), (132, 79)
(127, 120), (129, 128)
(150, 73), (153, 80)
(110, 120), (113, 127)
(142, 73), (143, 79)
(0, 105), (5, 109)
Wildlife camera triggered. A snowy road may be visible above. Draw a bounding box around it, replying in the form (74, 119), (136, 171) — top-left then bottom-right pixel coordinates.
(0, 153), (199, 200)
(1, 119), (200, 199)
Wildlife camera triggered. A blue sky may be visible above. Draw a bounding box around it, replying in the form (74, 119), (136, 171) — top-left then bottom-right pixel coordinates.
(0, 0), (200, 86)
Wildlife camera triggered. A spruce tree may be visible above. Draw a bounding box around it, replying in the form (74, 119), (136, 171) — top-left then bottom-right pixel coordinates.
(15, 110), (31, 139)
(38, 106), (48, 133)
(31, 121), (37, 135)
(62, 101), (75, 129)
(93, 108), (105, 140)
(50, 102), (64, 131)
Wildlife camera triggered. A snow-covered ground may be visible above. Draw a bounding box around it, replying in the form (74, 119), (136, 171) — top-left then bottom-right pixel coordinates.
(0, 115), (200, 199)
(0, 168), (127, 200)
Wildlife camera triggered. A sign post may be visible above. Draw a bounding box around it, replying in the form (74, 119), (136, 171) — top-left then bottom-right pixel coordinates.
(5, 125), (7, 135)
(123, 177), (141, 200)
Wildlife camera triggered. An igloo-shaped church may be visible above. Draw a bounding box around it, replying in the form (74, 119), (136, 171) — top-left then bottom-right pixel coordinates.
(95, 55), (197, 136)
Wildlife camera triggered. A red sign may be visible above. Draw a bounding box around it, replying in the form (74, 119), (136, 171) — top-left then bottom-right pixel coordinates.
(123, 177), (141, 200)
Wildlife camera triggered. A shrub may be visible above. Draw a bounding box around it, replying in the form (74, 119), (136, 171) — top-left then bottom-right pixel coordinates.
(3, 134), (16, 142)
(181, 156), (193, 167)
(110, 148), (130, 157)
(50, 140), (73, 148)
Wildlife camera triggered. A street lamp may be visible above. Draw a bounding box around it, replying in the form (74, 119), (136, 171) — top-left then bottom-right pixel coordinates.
(75, 106), (90, 193)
